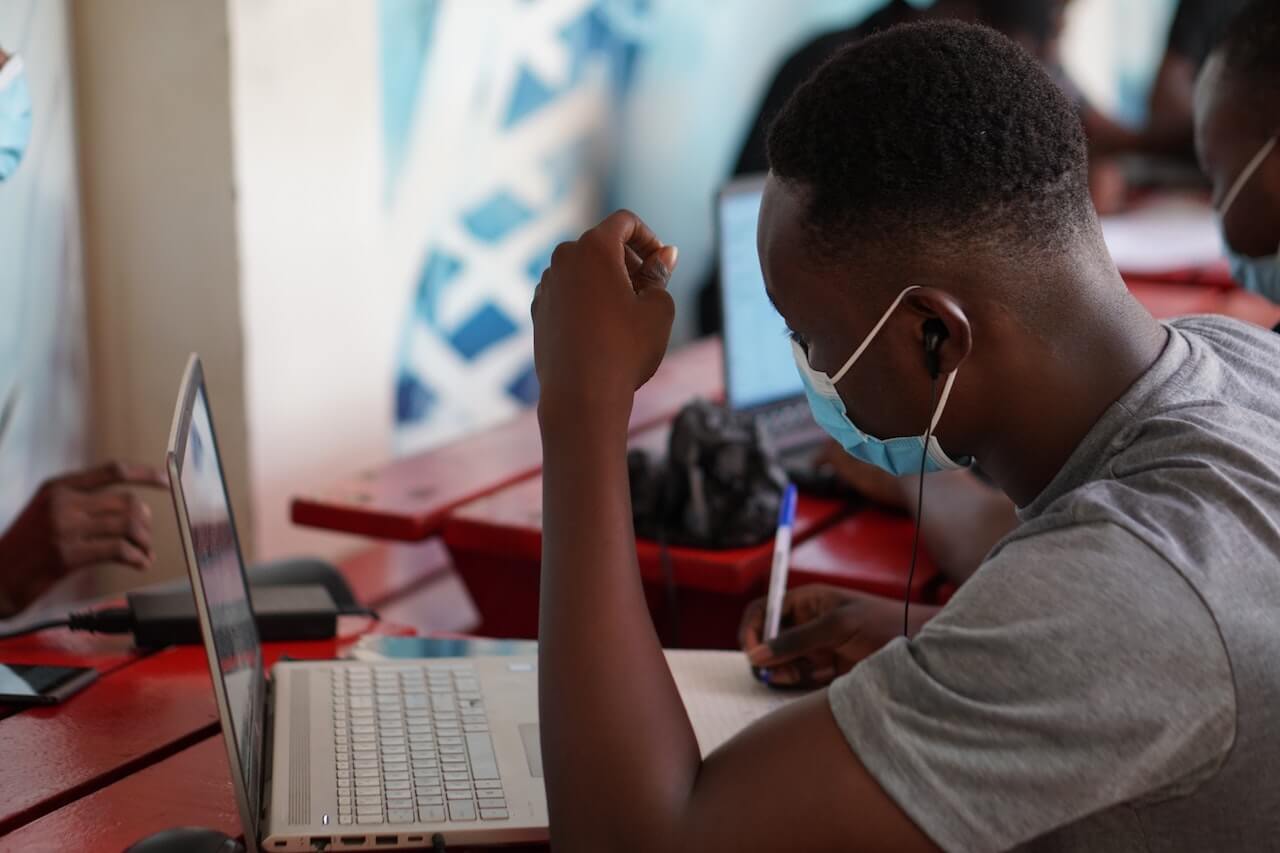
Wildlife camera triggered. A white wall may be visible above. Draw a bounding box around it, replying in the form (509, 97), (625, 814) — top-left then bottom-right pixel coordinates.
(227, 0), (398, 561)
(73, 0), (252, 590)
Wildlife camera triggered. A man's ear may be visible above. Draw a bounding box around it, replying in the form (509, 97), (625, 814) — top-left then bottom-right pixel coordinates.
(923, 319), (947, 379)
(905, 288), (972, 378)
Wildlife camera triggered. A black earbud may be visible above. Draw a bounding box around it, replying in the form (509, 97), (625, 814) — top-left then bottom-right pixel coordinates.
(923, 320), (947, 380)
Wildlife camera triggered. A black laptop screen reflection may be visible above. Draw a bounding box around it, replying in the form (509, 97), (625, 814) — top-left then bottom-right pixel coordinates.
(181, 386), (263, 803)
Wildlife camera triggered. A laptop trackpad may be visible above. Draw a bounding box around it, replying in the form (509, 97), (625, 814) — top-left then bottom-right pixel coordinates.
(519, 723), (543, 778)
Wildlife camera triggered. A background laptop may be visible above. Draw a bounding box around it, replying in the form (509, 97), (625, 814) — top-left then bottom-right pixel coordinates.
(717, 175), (830, 480)
(166, 355), (548, 851)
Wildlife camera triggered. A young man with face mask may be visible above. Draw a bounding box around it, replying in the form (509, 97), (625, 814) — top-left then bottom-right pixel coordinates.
(1194, 0), (1280, 309)
(529, 20), (1280, 853)
(747, 0), (1280, 676)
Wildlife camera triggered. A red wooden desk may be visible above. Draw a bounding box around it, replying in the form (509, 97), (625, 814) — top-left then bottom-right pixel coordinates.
(0, 733), (547, 853)
(1123, 263), (1235, 289)
(0, 543), (489, 851)
(789, 508), (945, 602)
(1128, 279), (1280, 327)
(443, 470), (847, 648)
(291, 338), (724, 542)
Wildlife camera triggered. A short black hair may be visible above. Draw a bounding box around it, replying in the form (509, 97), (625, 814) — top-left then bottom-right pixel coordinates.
(766, 21), (1091, 263)
(1218, 0), (1280, 76)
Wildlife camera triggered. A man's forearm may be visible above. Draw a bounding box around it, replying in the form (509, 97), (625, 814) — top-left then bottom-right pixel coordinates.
(537, 401), (702, 851)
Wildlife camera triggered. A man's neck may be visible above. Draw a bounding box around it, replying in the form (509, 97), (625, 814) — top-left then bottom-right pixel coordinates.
(976, 280), (1169, 508)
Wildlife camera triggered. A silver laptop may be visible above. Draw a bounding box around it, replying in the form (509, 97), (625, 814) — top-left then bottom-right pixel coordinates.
(166, 355), (548, 851)
(717, 175), (825, 458)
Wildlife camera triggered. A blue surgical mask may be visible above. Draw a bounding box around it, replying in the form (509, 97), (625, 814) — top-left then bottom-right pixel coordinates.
(1227, 245), (1280, 303)
(1217, 135), (1279, 303)
(791, 285), (968, 476)
(0, 55), (32, 182)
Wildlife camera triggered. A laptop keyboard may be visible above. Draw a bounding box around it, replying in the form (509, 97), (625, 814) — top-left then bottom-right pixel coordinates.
(331, 664), (508, 826)
(756, 399), (817, 439)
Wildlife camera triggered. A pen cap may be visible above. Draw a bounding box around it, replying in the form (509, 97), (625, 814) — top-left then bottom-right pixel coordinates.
(777, 484), (798, 528)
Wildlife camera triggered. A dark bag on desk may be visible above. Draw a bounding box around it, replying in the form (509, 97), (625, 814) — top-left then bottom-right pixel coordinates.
(629, 399), (787, 549)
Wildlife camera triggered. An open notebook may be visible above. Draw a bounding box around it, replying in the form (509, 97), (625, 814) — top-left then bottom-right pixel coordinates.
(664, 650), (804, 755)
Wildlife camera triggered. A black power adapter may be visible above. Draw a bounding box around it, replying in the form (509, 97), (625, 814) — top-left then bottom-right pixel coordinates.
(124, 584), (339, 648)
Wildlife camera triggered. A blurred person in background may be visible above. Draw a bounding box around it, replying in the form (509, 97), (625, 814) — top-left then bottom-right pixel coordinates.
(702, 0), (1256, 332)
(1084, 0), (1252, 213)
(730, 0), (1076, 177)
(1195, 0), (1280, 309)
(0, 44), (167, 622)
(1091, 0), (1252, 160)
(704, 0), (1093, 333)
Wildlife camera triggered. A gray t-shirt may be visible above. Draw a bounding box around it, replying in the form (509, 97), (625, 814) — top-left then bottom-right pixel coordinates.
(828, 316), (1280, 852)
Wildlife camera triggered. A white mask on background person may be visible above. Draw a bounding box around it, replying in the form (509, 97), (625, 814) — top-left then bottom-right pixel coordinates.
(0, 54), (33, 182)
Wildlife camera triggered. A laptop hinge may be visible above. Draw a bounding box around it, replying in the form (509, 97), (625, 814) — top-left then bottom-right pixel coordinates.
(261, 675), (275, 825)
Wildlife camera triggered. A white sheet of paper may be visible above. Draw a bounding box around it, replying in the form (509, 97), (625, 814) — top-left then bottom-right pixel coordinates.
(343, 642), (810, 759)
(664, 649), (805, 756)
(1101, 196), (1224, 274)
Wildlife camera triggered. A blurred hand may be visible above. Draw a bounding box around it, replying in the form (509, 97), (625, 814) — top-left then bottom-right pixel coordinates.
(531, 210), (679, 422)
(0, 462), (168, 618)
(739, 584), (933, 687)
(815, 441), (914, 512)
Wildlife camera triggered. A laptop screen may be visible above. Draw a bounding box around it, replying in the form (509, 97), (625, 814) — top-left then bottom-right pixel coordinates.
(718, 177), (804, 411)
(170, 362), (265, 824)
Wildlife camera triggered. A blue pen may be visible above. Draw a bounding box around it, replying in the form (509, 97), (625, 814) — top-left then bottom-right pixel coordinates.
(762, 484), (798, 643)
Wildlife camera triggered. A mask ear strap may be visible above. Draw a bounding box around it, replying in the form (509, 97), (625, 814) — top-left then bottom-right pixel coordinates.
(830, 286), (921, 385)
(927, 367), (959, 433)
(1219, 136), (1278, 218)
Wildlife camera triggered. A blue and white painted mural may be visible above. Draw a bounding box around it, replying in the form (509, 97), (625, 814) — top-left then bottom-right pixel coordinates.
(385, 0), (647, 454)
(382, 0), (889, 455)
(367, 0), (1184, 456)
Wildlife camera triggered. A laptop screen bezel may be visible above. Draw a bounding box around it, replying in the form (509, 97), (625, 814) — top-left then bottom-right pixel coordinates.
(716, 173), (804, 413)
(166, 353), (266, 848)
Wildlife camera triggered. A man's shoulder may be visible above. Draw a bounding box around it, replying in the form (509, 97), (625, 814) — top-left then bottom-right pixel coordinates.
(1170, 315), (1280, 380)
(1112, 318), (1280, 493)
(984, 517), (1173, 589)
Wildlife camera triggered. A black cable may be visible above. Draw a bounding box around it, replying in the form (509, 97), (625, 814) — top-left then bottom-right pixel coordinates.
(67, 607), (134, 634)
(655, 470), (681, 648)
(432, 832), (447, 852)
(0, 617), (71, 642)
(904, 375), (940, 638)
(0, 606), (136, 643)
(660, 536), (680, 648)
